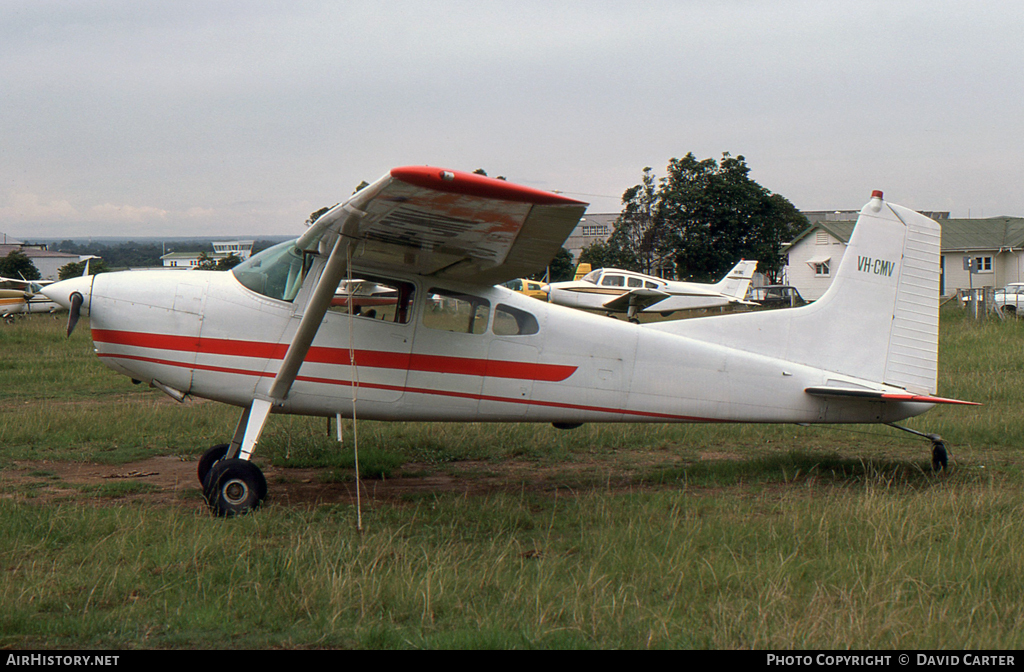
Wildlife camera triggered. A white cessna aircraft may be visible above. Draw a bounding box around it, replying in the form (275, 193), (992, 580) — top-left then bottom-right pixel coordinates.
(42, 167), (974, 516)
(544, 259), (758, 321)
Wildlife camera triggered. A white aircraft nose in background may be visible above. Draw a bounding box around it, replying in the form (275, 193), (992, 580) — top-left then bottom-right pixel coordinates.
(41, 274), (93, 334)
(42, 274), (93, 307)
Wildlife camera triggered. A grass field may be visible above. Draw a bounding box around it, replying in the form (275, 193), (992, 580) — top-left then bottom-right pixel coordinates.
(2, 308), (1024, 648)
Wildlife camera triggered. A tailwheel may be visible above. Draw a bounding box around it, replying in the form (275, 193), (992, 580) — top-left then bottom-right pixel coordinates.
(204, 458), (267, 516)
(197, 443), (229, 487)
(931, 440), (949, 472)
(886, 423), (952, 473)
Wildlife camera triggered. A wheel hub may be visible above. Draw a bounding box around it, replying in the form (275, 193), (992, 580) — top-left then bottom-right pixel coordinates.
(222, 478), (250, 505)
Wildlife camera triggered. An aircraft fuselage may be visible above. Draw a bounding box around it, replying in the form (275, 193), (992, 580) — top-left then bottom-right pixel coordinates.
(76, 266), (929, 426)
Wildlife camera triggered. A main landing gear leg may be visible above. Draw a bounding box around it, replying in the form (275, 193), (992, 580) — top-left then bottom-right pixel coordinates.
(886, 423), (949, 472)
(199, 401), (271, 516)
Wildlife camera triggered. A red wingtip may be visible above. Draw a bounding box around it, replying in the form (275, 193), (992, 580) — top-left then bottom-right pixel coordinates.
(390, 166), (587, 206)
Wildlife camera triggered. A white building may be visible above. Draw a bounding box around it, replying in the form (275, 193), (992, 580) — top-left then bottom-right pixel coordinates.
(562, 214), (617, 263)
(161, 240), (254, 269)
(0, 235), (85, 280)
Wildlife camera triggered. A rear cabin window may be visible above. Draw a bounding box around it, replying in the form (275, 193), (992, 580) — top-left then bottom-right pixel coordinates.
(493, 304), (539, 336)
(329, 277), (415, 324)
(423, 289), (490, 334)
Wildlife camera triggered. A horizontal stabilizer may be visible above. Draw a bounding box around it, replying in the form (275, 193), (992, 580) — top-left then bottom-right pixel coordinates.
(804, 386), (980, 406)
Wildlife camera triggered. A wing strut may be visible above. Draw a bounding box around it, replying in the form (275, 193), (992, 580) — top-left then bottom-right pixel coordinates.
(230, 227), (360, 461)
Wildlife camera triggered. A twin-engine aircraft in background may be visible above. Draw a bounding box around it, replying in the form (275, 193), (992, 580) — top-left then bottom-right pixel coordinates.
(42, 167), (976, 516)
(544, 260), (758, 322)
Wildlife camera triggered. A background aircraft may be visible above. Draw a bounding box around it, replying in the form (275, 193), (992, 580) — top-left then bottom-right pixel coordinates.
(42, 169), (973, 516)
(0, 277), (60, 319)
(544, 260), (758, 322)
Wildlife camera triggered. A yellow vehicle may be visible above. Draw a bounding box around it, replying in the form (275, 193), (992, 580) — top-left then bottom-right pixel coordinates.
(501, 278), (548, 300)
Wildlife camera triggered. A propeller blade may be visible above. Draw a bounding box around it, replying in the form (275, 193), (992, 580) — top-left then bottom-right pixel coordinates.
(67, 292), (83, 337)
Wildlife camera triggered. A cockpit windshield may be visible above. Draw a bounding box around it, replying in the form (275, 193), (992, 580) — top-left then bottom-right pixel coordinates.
(580, 270), (601, 284)
(232, 239), (308, 302)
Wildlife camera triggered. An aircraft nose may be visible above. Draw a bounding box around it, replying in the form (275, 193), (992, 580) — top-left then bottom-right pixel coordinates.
(41, 275), (93, 313)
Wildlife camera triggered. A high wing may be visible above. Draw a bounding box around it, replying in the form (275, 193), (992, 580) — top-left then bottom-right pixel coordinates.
(299, 166), (588, 286)
(237, 167), (588, 460)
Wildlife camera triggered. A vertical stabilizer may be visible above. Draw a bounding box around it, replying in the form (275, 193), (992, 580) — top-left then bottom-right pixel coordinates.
(712, 260), (759, 300)
(648, 193), (941, 394)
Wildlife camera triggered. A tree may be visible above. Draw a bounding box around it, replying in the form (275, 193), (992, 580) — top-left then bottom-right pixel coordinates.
(528, 247), (575, 283)
(599, 153), (807, 283)
(606, 167), (671, 276)
(58, 258), (110, 280)
(215, 253), (243, 271)
(0, 250), (41, 280)
(307, 206), (332, 226)
(659, 152), (806, 283)
(195, 251), (217, 270)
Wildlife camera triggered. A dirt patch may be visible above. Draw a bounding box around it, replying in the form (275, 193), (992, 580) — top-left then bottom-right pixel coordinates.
(0, 453), (688, 511)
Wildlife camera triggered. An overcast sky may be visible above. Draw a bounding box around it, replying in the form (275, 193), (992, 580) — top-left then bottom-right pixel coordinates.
(2, 1), (1022, 239)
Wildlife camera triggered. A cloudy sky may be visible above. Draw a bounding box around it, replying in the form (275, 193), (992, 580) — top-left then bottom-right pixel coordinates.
(2, 1), (1022, 239)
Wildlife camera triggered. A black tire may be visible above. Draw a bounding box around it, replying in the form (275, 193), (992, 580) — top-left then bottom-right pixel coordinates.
(204, 458), (267, 517)
(931, 441), (949, 472)
(197, 443), (229, 487)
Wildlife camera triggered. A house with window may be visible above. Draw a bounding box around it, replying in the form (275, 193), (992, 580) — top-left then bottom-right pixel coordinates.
(938, 218), (1024, 295)
(783, 221), (857, 300)
(562, 214), (617, 263)
(784, 215), (1024, 299)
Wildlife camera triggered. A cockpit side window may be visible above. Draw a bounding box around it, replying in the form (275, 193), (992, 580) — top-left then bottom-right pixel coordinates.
(329, 276), (415, 324)
(232, 240), (309, 302)
(493, 304), (539, 336)
(423, 288), (490, 334)
(601, 274), (625, 287)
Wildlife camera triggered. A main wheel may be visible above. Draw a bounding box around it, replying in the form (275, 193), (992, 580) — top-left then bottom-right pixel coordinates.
(197, 443), (229, 487)
(204, 458), (267, 516)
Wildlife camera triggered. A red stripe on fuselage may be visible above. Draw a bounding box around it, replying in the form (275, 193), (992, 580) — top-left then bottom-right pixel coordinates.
(90, 329), (577, 382)
(96, 351), (708, 422)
